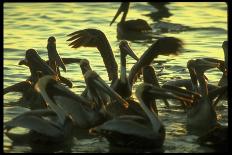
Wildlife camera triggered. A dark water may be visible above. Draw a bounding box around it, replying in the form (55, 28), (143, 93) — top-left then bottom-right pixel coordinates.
(4, 2), (227, 153)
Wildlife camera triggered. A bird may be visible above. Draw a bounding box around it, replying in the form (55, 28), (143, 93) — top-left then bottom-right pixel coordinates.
(4, 49), (56, 109)
(90, 83), (193, 150)
(142, 65), (201, 111)
(110, 2), (152, 40)
(185, 59), (220, 136)
(31, 72), (128, 131)
(163, 41), (228, 107)
(128, 37), (183, 86)
(4, 105), (74, 144)
(18, 57), (82, 88)
(67, 29), (139, 98)
(47, 36), (66, 73)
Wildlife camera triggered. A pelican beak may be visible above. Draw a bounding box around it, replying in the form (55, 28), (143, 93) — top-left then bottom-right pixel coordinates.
(147, 86), (194, 104)
(120, 41), (139, 61)
(110, 7), (122, 26)
(47, 37), (67, 72)
(85, 71), (129, 108)
(110, 2), (129, 26)
(18, 59), (28, 66)
(188, 59), (220, 74)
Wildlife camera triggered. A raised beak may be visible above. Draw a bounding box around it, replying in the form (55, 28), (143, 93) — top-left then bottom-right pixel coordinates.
(110, 3), (129, 26)
(85, 71), (129, 108)
(47, 38), (66, 72)
(110, 6), (122, 26)
(120, 41), (139, 61)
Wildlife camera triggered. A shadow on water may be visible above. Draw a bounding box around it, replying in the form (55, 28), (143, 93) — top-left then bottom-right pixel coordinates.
(109, 145), (164, 153)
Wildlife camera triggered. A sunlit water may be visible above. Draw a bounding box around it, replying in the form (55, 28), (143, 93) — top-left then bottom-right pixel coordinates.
(4, 2), (227, 153)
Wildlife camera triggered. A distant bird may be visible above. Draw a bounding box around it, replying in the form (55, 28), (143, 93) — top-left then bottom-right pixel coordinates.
(110, 2), (152, 40)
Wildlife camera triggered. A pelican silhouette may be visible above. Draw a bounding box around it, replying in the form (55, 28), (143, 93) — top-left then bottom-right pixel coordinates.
(4, 49), (56, 109)
(110, 2), (152, 40)
(90, 83), (193, 150)
(185, 59), (220, 136)
(67, 29), (138, 98)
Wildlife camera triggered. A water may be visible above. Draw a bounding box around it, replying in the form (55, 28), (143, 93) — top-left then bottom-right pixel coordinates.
(3, 2), (227, 153)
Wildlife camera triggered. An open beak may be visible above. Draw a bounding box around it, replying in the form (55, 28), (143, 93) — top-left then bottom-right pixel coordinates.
(120, 41), (139, 61)
(85, 71), (129, 108)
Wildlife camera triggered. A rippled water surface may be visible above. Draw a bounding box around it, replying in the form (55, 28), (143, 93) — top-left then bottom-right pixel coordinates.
(4, 2), (227, 153)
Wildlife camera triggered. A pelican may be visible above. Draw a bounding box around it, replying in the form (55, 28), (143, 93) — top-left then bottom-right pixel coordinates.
(163, 41), (228, 107)
(32, 72), (128, 130)
(128, 37), (183, 86)
(67, 29), (138, 98)
(185, 59), (220, 136)
(47, 36), (66, 73)
(4, 85), (74, 144)
(4, 49), (56, 109)
(90, 83), (193, 150)
(18, 57), (82, 88)
(110, 2), (152, 40)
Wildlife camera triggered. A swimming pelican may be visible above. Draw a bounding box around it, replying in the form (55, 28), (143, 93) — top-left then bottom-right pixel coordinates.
(67, 29), (138, 98)
(4, 103), (74, 144)
(90, 83), (193, 150)
(185, 59), (220, 136)
(110, 2), (152, 40)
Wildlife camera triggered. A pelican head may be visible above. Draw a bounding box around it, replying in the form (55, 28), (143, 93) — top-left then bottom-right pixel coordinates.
(84, 70), (129, 108)
(80, 59), (92, 75)
(119, 40), (139, 60)
(110, 2), (130, 25)
(24, 49), (56, 78)
(48, 36), (56, 44)
(187, 59), (219, 75)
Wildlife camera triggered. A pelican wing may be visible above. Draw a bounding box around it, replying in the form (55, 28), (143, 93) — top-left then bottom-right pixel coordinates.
(67, 29), (118, 81)
(128, 37), (183, 85)
(4, 81), (32, 95)
(93, 118), (156, 139)
(4, 113), (62, 138)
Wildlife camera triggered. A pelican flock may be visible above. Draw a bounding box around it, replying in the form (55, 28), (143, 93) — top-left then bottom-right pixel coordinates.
(4, 3), (227, 153)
